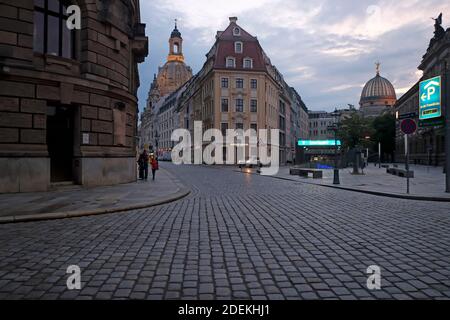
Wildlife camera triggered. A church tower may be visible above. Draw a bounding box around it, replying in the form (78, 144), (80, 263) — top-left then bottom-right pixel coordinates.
(152, 20), (193, 97)
(168, 20), (185, 63)
(148, 74), (160, 107)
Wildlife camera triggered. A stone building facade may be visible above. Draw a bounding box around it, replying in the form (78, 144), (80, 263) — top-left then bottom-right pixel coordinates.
(394, 16), (449, 166)
(176, 17), (308, 165)
(0, 0), (148, 193)
(290, 88), (309, 142)
(308, 111), (335, 140)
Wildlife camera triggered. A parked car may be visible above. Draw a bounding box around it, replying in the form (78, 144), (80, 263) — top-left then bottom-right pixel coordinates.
(238, 157), (261, 168)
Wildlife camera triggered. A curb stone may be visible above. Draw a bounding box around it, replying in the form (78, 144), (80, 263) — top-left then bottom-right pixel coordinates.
(0, 170), (191, 224)
(234, 170), (450, 202)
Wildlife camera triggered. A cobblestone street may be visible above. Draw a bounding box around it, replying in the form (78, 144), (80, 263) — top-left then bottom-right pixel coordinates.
(0, 163), (449, 300)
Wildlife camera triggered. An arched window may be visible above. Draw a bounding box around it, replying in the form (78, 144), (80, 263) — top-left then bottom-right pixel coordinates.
(173, 42), (179, 54)
(234, 41), (243, 53)
(33, 0), (75, 59)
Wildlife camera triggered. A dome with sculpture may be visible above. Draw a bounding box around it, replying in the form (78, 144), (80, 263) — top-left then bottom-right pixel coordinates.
(359, 62), (397, 117)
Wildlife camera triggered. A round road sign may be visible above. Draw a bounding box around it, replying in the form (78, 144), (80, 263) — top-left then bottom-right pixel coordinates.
(401, 119), (417, 135)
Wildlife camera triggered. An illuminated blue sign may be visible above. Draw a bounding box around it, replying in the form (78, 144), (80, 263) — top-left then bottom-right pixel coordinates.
(419, 76), (441, 120)
(298, 140), (341, 147)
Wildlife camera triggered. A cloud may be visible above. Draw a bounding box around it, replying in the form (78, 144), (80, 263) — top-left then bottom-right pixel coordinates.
(325, 84), (365, 93)
(137, 0), (450, 113)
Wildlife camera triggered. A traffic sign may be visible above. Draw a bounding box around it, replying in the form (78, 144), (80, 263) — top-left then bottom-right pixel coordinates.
(298, 140), (341, 147)
(401, 119), (417, 135)
(419, 76), (441, 120)
(418, 116), (445, 128)
(397, 112), (417, 120)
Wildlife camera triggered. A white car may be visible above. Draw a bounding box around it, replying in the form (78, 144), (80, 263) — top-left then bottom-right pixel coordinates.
(238, 157), (261, 168)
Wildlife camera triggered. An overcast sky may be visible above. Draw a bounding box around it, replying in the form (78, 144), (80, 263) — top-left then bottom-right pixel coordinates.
(137, 0), (449, 113)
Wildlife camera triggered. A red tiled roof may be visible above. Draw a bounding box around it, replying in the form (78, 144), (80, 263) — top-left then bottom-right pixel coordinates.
(213, 22), (267, 71)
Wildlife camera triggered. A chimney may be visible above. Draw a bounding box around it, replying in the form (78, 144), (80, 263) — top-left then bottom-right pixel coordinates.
(229, 17), (238, 24)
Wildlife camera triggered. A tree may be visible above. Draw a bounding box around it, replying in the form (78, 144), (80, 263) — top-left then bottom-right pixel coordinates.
(336, 113), (373, 174)
(337, 113), (373, 150)
(371, 113), (396, 162)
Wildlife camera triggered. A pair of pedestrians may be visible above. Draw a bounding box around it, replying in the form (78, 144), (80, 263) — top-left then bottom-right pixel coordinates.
(138, 150), (159, 181)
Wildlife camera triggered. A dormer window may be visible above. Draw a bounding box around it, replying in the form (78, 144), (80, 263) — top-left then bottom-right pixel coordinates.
(234, 41), (243, 53)
(243, 57), (253, 69)
(233, 27), (241, 36)
(226, 56), (235, 68)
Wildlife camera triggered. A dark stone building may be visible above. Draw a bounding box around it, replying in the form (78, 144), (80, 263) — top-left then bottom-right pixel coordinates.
(394, 14), (449, 166)
(0, 0), (148, 193)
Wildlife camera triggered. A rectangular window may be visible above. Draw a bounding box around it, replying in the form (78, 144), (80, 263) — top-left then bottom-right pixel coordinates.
(279, 116), (285, 131)
(236, 123), (244, 130)
(250, 99), (257, 112)
(221, 123), (228, 136)
(236, 78), (244, 89)
(221, 78), (229, 88)
(250, 79), (257, 89)
(250, 123), (257, 131)
(221, 98), (229, 112)
(47, 15), (60, 55)
(34, 0), (75, 59)
(279, 101), (286, 115)
(235, 99), (244, 112)
(279, 132), (285, 146)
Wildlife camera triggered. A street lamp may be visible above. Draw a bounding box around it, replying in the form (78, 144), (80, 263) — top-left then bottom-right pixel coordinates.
(378, 141), (381, 168)
(328, 108), (341, 185)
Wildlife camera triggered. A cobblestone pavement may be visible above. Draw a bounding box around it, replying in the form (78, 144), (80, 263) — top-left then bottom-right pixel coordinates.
(0, 163), (449, 300)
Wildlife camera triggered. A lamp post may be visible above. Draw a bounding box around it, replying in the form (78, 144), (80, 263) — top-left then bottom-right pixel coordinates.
(378, 142), (381, 168)
(329, 108), (341, 185)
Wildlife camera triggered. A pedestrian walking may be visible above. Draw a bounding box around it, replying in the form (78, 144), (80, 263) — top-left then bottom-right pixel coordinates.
(138, 150), (149, 180)
(150, 154), (159, 181)
(137, 153), (144, 179)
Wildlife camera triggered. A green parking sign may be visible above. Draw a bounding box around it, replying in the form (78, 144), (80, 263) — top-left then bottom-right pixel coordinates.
(419, 76), (441, 120)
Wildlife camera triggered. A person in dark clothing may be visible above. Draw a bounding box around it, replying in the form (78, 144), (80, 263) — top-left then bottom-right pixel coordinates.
(138, 150), (149, 180)
(150, 154), (159, 181)
(138, 156), (144, 180)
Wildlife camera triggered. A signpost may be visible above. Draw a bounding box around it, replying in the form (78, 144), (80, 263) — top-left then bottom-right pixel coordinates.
(378, 142), (381, 168)
(401, 119), (417, 194)
(419, 76), (442, 120)
(298, 140), (342, 147)
(418, 117), (445, 128)
(398, 112), (417, 120)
